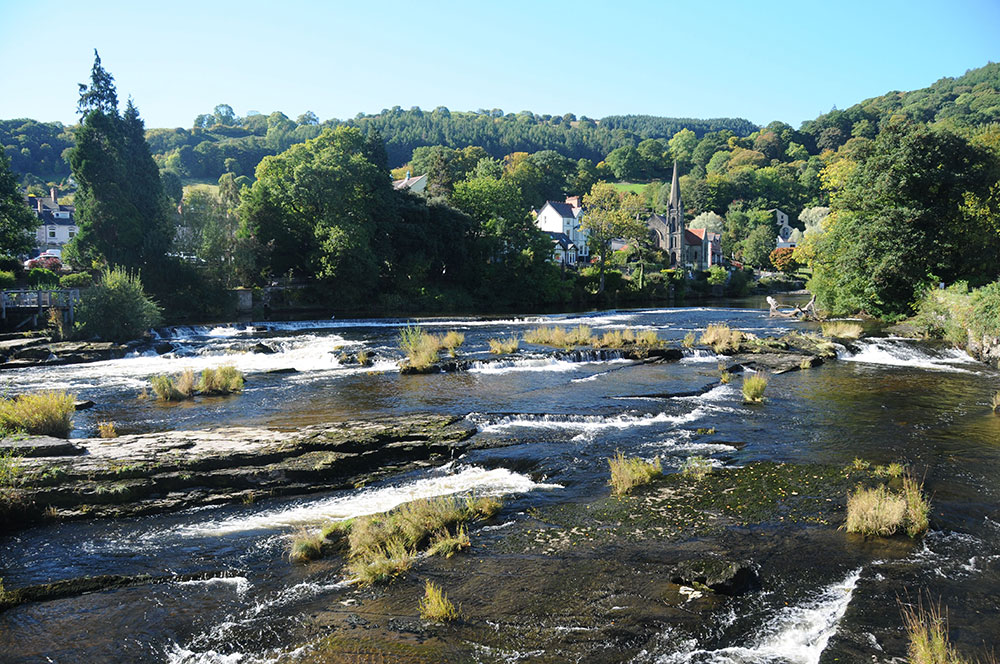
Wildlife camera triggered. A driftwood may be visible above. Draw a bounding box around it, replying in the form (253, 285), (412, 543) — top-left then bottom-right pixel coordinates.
(767, 294), (819, 320)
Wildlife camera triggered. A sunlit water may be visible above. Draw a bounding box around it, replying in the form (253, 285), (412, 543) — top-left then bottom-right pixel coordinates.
(2, 300), (999, 662)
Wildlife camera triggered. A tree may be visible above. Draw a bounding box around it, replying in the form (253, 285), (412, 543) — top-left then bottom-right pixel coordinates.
(605, 146), (642, 180)
(769, 247), (798, 273)
(0, 147), (37, 256)
(743, 225), (776, 269)
(67, 52), (172, 276)
(581, 182), (644, 293)
(451, 177), (532, 257)
(668, 129), (698, 172)
(688, 211), (724, 233)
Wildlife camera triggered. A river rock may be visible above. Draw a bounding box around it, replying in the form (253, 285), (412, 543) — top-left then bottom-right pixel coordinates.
(0, 435), (84, 457)
(154, 342), (175, 354)
(250, 342), (276, 354)
(74, 400), (96, 410)
(670, 558), (761, 596)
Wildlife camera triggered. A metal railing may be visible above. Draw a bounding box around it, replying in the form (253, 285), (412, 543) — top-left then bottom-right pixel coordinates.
(1, 289), (81, 323)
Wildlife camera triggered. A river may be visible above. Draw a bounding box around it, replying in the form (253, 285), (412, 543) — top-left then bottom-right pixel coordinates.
(2, 300), (998, 663)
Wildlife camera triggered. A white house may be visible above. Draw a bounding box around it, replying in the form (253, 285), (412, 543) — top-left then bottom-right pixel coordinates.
(535, 196), (589, 265)
(772, 208), (796, 249)
(27, 188), (77, 254)
(392, 172), (428, 194)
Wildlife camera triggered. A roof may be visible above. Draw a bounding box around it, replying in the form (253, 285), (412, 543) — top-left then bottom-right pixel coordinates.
(541, 201), (578, 219)
(392, 174), (427, 190)
(545, 231), (576, 250)
(684, 229), (703, 245)
(668, 160), (681, 209)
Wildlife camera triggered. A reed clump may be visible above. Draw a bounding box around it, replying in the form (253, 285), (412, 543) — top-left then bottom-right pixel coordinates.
(900, 599), (993, 664)
(608, 450), (662, 496)
(681, 456), (712, 481)
(488, 337), (519, 354)
(150, 369), (197, 401)
(820, 321), (864, 340)
(426, 525), (470, 558)
(441, 331), (465, 357)
(0, 391), (76, 438)
(845, 476), (930, 538)
(742, 371), (768, 403)
(288, 528), (326, 563)
(682, 332), (696, 348)
(699, 324), (743, 354)
(524, 325), (595, 349)
(419, 580), (459, 622)
(97, 421), (118, 438)
(399, 326), (466, 368)
(197, 365), (244, 395)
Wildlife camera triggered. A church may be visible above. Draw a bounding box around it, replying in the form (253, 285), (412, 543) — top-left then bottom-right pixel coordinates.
(646, 162), (722, 271)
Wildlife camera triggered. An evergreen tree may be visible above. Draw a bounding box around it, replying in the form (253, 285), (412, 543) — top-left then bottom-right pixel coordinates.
(0, 147), (37, 256)
(67, 51), (172, 275)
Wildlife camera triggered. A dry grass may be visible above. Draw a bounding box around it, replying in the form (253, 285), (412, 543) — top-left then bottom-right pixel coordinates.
(700, 324), (743, 353)
(399, 326), (465, 367)
(288, 528), (325, 563)
(347, 538), (414, 585)
(681, 456), (712, 481)
(846, 477), (929, 538)
(524, 325), (595, 348)
(821, 321), (864, 340)
(356, 350), (372, 367)
(419, 580), (459, 622)
(902, 600), (976, 664)
(0, 391), (76, 438)
(682, 332), (696, 348)
(742, 371), (768, 404)
(150, 370), (197, 401)
(488, 337), (519, 354)
(720, 370), (732, 384)
(465, 495), (503, 520)
(441, 331), (465, 357)
(197, 365), (244, 395)
(97, 421), (118, 438)
(608, 451), (662, 496)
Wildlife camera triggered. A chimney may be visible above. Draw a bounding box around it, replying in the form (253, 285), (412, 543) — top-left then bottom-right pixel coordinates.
(36, 197), (43, 212)
(50, 187), (58, 205)
(406, 170), (411, 179)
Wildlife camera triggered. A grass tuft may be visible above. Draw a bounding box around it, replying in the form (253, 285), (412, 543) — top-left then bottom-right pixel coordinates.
(419, 580), (459, 622)
(97, 421), (118, 438)
(682, 332), (696, 348)
(356, 350), (372, 367)
(900, 599), (989, 664)
(846, 476), (929, 538)
(992, 391), (1000, 414)
(699, 324), (743, 353)
(427, 525), (470, 558)
(197, 365), (244, 395)
(720, 370), (732, 384)
(465, 495), (503, 520)
(288, 528), (325, 563)
(1, 449), (24, 488)
(150, 370), (196, 401)
(0, 391), (76, 438)
(681, 456), (712, 480)
(347, 537), (414, 585)
(608, 450), (662, 496)
(441, 331), (465, 357)
(821, 321), (864, 340)
(488, 337), (519, 354)
(742, 371), (768, 404)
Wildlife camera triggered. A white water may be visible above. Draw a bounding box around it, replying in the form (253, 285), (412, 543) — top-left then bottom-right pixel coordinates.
(471, 355), (631, 375)
(841, 338), (978, 373)
(641, 568), (861, 664)
(474, 408), (712, 442)
(170, 465), (560, 537)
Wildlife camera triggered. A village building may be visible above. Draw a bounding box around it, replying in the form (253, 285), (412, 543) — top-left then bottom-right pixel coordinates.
(392, 172), (427, 194)
(646, 163), (722, 271)
(535, 195), (589, 266)
(772, 208), (797, 248)
(26, 187), (76, 255)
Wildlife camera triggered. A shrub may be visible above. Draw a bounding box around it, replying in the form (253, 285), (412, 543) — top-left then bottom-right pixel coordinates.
(76, 267), (161, 342)
(769, 247), (798, 273)
(0, 270), (14, 288)
(150, 370), (197, 401)
(26, 256), (62, 272)
(742, 372), (768, 404)
(488, 337), (519, 354)
(0, 449), (24, 488)
(700, 324), (743, 353)
(681, 456), (712, 480)
(197, 365), (244, 395)
(97, 421), (118, 438)
(707, 265), (727, 286)
(969, 280), (1000, 339)
(913, 283), (972, 346)
(608, 451), (662, 496)
(0, 255), (23, 276)
(288, 528), (325, 563)
(0, 391), (76, 438)
(27, 267), (58, 288)
(821, 321), (864, 340)
(419, 580), (459, 622)
(59, 272), (92, 289)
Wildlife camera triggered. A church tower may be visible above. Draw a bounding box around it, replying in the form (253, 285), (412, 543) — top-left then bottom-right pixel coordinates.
(667, 160), (685, 267)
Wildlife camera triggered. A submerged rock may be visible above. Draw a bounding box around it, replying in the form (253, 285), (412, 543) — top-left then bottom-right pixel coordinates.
(670, 558), (761, 596)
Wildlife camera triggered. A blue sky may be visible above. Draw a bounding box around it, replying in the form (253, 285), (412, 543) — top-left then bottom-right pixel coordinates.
(1, 0), (998, 130)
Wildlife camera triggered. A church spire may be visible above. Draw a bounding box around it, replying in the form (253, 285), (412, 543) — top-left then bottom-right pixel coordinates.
(669, 159), (681, 210)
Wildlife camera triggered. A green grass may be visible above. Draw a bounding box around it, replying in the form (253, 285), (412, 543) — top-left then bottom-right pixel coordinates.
(288, 528), (325, 563)
(419, 580), (459, 622)
(0, 391), (76, 438)
(901, 599), (989, 664)
(608, 451), (662, 496)
(1, 449), (24, 488)
(681, 456), (712, 480)
(150, 370), (196, 401)
(196, 365), (244, 395)
(347, 537), (414, 585)
(426, 525), (470, 558)
(742, 372), (768, 404)
(609, 182), (646, 194)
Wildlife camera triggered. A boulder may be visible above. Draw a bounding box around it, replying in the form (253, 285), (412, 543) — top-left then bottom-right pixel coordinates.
(0, 436), (84, 458)
(670, 558), (760, 596)
(250, 342), (276, 354)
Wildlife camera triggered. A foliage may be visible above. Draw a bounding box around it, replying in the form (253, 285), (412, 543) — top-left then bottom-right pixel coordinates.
(608, 451), (662, 496)
(969, 280), (1000, 339)
(150, 370), (197, 401)
(769, 247), (798, 273)
(0, 449), (24, 488)
(742, 372), (768, 404)
(27, 268), (58, 288)
(488, 337), (519, 354)
(26, 255), (62, 271)
(59, 272), (92, 288)
(706, 265), (727, 286)
(196, 365), (244, 395)
(581, 182), (646, 293)
(97, 421), (118, 438)
(419, 580), (460, 622)
(0, 391), (76, 438)
(0, 270), (13, 288)
(681, 456), (712, 480)
(0, 147), (38, 255)
(75, 266), (161, 342)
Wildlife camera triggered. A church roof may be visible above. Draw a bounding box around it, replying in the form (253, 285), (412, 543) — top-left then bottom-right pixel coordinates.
(668, 160), (681, 210)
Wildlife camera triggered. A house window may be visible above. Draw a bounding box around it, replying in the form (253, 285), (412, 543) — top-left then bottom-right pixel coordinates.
(68, 230), (76, 238)
(48, 228), (56, 238)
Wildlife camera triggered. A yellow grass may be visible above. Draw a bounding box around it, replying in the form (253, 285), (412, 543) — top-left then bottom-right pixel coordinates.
(720, 370), (732, 384)
(821, 321), (864, 340)
(197, 365), (244, 395)
(682, 332), (696, 348)
(742, 371), (768, 403)
(699, 324), (743, 353)
(288, 528), (325, 563)
(0, 391), (76, 438)
(846, 485), (907, 537)
(150, 370), (197, 401)
(902, 476), (930, 537)
(419, 580), (459, 622)
(524, 325), (595, 348)
(488, 337), (519, 354)
(97, 421), (118, 438)
(608, 451), (662, 496)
